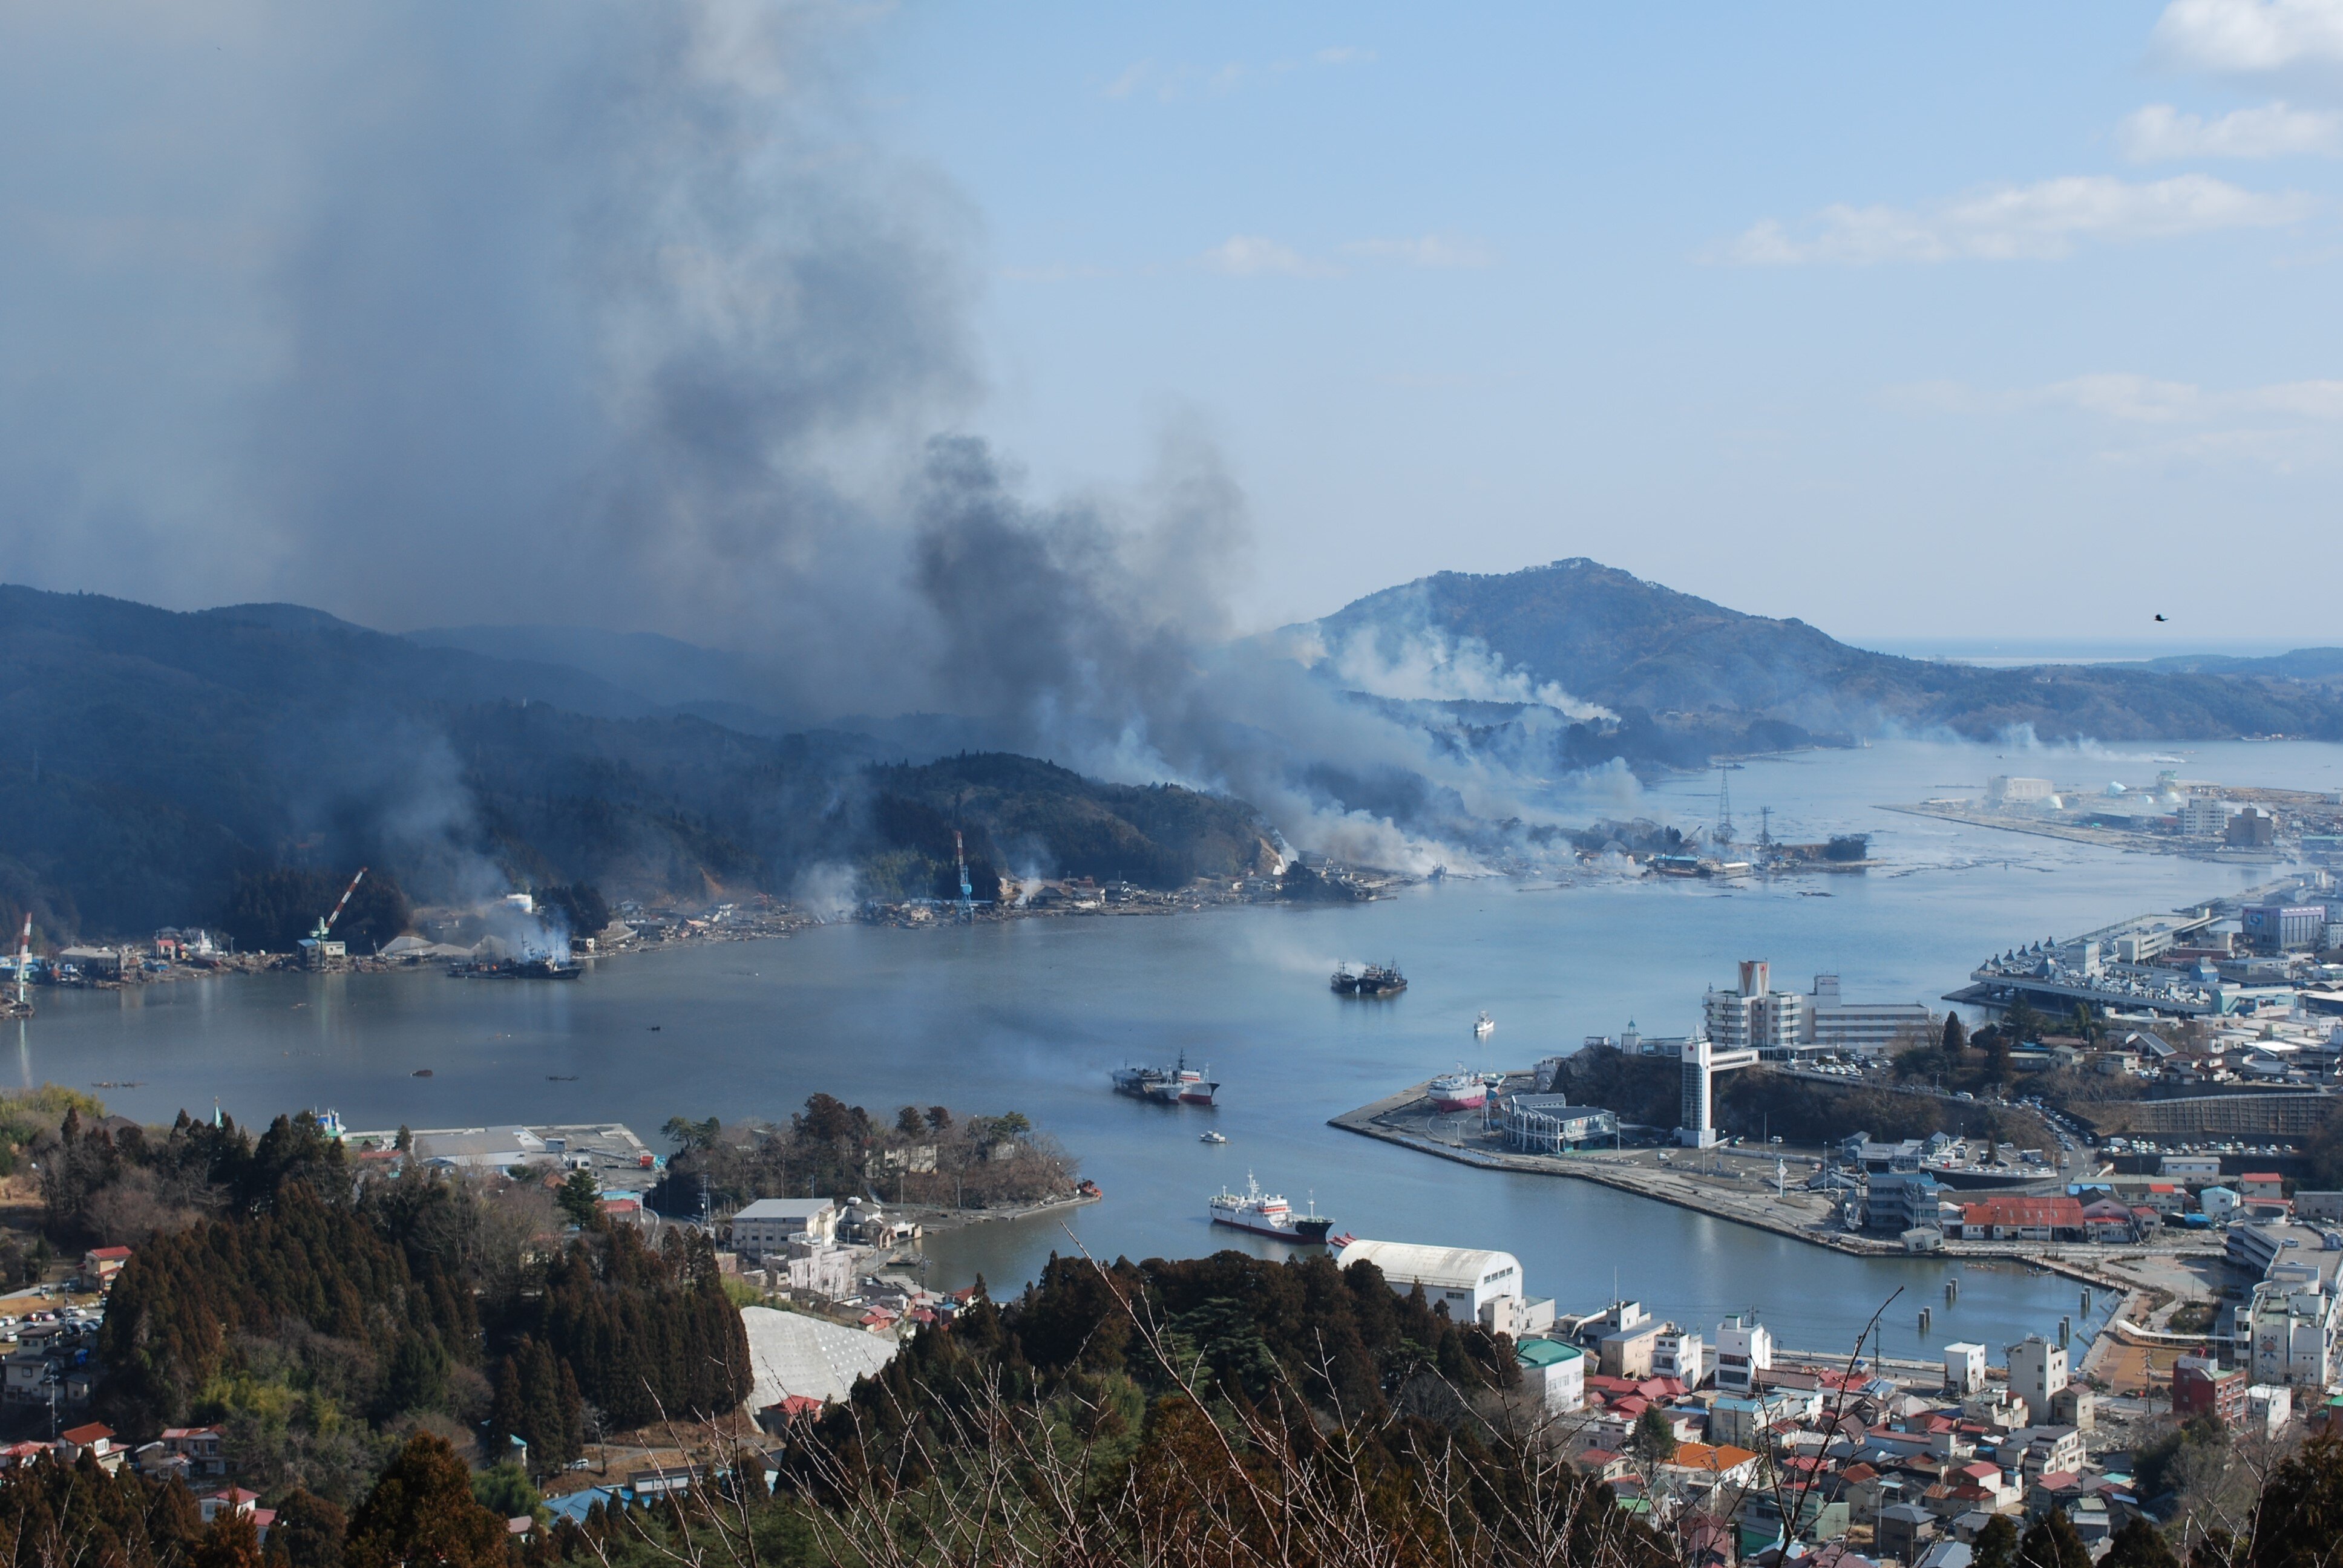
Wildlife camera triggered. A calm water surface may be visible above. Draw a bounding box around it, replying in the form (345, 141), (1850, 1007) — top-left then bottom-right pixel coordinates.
(25, 740), (2343, 1356)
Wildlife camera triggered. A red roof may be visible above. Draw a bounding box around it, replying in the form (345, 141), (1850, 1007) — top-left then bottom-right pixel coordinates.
(2242, 1172), (2283, 1183)
(59, 1423), (111, 1445)
(1961, 1195), (2085, 1227)
(85, 1246), (133, 1261)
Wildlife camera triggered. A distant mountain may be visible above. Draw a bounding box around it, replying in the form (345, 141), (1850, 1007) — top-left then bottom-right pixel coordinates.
(0, 587), (1276, 941)
(1312, 558), (2343, 748)
(2137, 648), (2343, 682)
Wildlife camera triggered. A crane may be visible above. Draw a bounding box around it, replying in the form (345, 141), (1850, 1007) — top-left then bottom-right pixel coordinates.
(11, 915), (29, 1016)
(954, 831), (974, 924)
(312, 867), (369, 944)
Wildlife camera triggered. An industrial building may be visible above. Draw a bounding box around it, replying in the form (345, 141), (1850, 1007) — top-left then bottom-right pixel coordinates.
(1863, 1172), (1944, 1235)
(1333, 1239), (1531, 1330)
(730, 1198), (842, 1258)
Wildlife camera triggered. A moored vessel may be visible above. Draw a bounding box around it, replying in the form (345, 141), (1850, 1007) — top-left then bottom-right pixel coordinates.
(1208, 1174), (1333, 1244)
(1112, 1052), (1219, 1105)
(1331, 962), (1407, 997)
(1473, 1010), (1495, 1039)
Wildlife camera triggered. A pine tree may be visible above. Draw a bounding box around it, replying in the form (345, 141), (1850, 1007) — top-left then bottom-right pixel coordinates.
(344, 1432), (510, 1568)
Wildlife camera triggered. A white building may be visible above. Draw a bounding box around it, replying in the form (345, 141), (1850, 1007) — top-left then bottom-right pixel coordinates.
(1806, 975), (1935, 1055)
(1704, 961), (1809, 1056)
(1987, 777), (2056, 806)
(1679, 1037), (1759, 1148)
(1653, 1325), (1705, 1385)
(2180, 797), (2236, 837)
(1714, 1313), (1773, 1394)
(2007, 1336), (2068, 1425)
(1515, 1339), (1586, 1416)
(1334, 1239), (1525, 1328)
(2248, 1274), (2341, 1388)
(2247, 1384), (2295, 1439)
(1945, 1342), (1987, 1396)
(730, 1197), (841, 1257)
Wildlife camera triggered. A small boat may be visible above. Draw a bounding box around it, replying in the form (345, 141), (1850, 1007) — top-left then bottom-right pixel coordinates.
(1473, 1010), (1495, 1039)
(1200, 1131), (1228, 1145)
(411, 1068), (434, 1077)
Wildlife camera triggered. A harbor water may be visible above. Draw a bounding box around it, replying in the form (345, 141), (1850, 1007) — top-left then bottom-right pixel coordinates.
(22, 739), (2343, 1356)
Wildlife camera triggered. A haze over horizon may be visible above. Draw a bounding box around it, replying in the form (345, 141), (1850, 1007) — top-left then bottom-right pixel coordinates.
(4, 0), (2339, 670)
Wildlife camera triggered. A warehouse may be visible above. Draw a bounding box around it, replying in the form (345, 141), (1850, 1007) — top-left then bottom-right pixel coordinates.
(1333, 1238), (1525, 1325)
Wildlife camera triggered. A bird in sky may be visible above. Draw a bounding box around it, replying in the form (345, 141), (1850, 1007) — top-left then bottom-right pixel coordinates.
(2154, 613), (2167, 622)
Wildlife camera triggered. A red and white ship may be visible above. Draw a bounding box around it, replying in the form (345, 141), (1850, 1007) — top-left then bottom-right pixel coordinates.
(1427, 1070), (1487, 1112)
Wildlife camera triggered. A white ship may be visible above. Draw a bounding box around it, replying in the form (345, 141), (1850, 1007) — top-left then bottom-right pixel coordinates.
(1208, 1174), (1334, 1243)
(1427, 1070), (1487, 1112)
(1473, 1010), (1495, 1039)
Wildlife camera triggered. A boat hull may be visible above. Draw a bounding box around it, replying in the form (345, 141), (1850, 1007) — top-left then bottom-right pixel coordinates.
(1211, 1214), (1335, 1244)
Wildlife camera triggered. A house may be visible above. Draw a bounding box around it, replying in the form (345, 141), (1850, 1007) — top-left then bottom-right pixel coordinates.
(57, 1423), (118, 1472)
(79, 1246), (132, 1290)
(1664, 1440), (1762, 1494)
(2240, 1174), (2287, 1203)
(2174, 1356), (2248, 1428)
(160, 1425), (228, 1477)
(1877, 1502), (1938, 1563)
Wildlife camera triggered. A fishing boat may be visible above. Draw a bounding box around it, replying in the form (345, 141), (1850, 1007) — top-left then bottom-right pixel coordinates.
(1473, 1010), (1495, 1039)
(1200, 1131), (1228, 1145)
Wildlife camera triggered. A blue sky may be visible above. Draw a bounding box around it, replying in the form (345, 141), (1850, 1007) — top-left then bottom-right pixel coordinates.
(862, 2), (2343, 642)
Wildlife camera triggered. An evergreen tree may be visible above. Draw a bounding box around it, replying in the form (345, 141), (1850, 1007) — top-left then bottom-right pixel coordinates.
(2103, 1518), (2179, 1568)
(194, 1509), (266, 1568)
(344, 1432), (510, 1568)
(1976, 1514), (2020, 1568)
(260, 1488), (345, 1568)
(557, 1168), (601, 1229)
(1943, 1013), (1968, 1053)
(2019, 1509), (2095, 1568)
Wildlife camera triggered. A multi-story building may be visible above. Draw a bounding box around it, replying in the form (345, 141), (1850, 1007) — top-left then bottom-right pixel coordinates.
(1864, 1172), (1945, 1235)
(1806, 974), (1935, 1055)
(1653, 1325), (1705, 1385)
(1501, 1094), (1620, 1154)
(1513, 1338), (1585, 1416)
(729, 1198), (841, 1258)
(1704, 961), (1808, 1056)
(2248, 1273), (2341, 1388)
(1944, 1342), (1987, 1396)
(2007, 1336), (2068, 1425)
(2243, 904), (2326, 953)
(2174, 1356), (2249, 1427)
(1715, 1313), (1774, 1394)
(1988, 777), (2056, 806)
(2180, 797), (2236, 837)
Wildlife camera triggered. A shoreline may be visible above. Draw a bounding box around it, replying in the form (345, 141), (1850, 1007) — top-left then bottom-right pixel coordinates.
(1328, 1083), (2203, 1299)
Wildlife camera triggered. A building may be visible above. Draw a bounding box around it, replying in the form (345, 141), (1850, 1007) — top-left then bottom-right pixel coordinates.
(1653, 1324), (1705, 1384)
(2248, 1274), (2341, 1388)
(1334, 1240), (1524, 1328)
(1599, 1319), (1662, 1379)
(2007, 1336), (2068, 1425)
(1515, 1338), (1586, 1415)
(2244, 904), (2325, 953)
(79, 1246), (131, 1290)
(1715, 1313), (1774, 1394)
(2227, 1220), (2285, 1279)
(2240, 1174), (2286, 1202)
(2247, 1384), (2295, 1439)
(159, 1426), (228, 1477)
(729, 1198), (841, 1257)
(2174, 1356), (2249, 1428)
(1501, 1094), (1619, 1154)
(1953, 1196), (2085, 1243)
(1679, 1037), (1759, 1149)
(1705, 961), (1809, 1057)
(1945, 1342), (1987, 1396)
(2228, 809), (2278, 849)
(1878, 1503), (1938, 1564)
(2203, 1187), (2243, 1224)
(2180, 797), (2236, 837)
(1988, 777), (2056, 807)
(2162, 1155), (2223, 1180)
(1864, 1172), (1944, 1235)
(1806, 975), (1935, 1056)
(57, 946), (124, 980)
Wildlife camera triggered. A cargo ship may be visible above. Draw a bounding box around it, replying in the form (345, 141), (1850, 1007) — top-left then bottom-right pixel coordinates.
(1208, 1174), (1333, 1244)
(1427, 1070), (1487, 1112)
(1330, 962), (1407, 997)
(1110, 1052), (1219, 1105)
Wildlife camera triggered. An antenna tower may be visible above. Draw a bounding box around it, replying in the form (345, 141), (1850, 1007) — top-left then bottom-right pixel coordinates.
(1715, 766), (1735, 846)
(1759, 805), (1772, 851)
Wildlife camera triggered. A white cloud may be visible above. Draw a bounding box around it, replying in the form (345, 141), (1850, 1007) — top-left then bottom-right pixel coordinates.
(1316, 45), (1376, 65)
(2151, 0), (2343, 73)
(2119, 100), (2343, 158)
(1101, 60), (1149, 100)
(1343, 234), (1495, 269)
(1727, 174), (2312, 263)
(2039, 372), (2343, 420)
(1197, 235), (1337, 278)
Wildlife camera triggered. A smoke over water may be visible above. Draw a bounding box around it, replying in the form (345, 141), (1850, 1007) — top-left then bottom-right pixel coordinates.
(0, 0), (1616, 869)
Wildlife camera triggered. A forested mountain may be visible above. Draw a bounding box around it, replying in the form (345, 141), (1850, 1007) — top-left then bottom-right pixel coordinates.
(1313, 557), (2343, 746)
(0, 587), (1277, 941)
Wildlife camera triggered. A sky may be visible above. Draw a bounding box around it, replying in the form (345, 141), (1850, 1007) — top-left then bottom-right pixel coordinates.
(1, 0), (2338, 654)
(870, 1), (2343, 641)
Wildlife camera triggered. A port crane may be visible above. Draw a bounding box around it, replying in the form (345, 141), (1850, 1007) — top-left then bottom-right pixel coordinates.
(312, 867), (369, 945)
